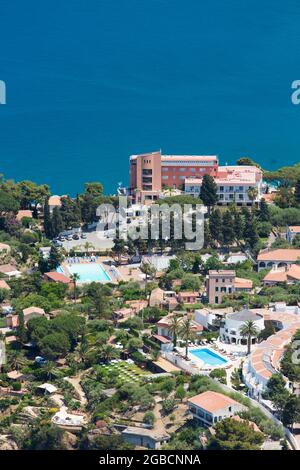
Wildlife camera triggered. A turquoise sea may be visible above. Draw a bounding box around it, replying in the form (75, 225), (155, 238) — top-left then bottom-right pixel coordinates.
(1, 1), (300, 195)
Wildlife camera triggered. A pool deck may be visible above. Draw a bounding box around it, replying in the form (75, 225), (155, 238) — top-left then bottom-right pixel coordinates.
(60, 259), (122, 284)
(187, 346), (232, 371)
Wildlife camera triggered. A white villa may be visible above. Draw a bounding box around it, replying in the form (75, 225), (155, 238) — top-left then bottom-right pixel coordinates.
(219, 308), (264, 346)
(188, 391), (245, 427)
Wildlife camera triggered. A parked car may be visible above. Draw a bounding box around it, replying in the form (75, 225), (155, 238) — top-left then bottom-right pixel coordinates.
(72, 233), (80, 240)
(67, 235), (73, 241)
(54, 240), (62, 247)
(81, 233), (87, 239)
(59, 236), (66, 241)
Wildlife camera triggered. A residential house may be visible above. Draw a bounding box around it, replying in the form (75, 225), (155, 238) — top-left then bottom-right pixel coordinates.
(177, 291), (200, 304)
(16, 210), (33, 222)
(207, 270), (236, 304)
(188, 390), (245, 427)
(0, 264), (21, 278)
(263, 264), (300, 286)
(286, 226), (300, 244)
(234, 277), (253, 292)
(48, 195), (63, 213)
(194, 307), (233, 331)
(44, 271), (72, 285)
(155, 313), (203, 350)
(121, 426), (170, 449)
(6, 306), (48, 329)
(257, 249), (300, 271)
(23, 306), (47, 324)
(7, 371), (24, 381)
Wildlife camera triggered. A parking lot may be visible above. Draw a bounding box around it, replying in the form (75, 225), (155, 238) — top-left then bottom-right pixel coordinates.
(58, 230), (114, 253)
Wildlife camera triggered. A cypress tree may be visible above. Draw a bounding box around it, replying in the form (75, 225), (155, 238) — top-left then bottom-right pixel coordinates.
(259, 198), (270, 222)
(222, 211), (235, 246)
(51, 207), (64, 237)
(233, 210), (244, 241)
(200, 174), (218, 214)
(43, 198), (52, 238)
(295, 178), (300, 206)
(209, 209), (223, 245)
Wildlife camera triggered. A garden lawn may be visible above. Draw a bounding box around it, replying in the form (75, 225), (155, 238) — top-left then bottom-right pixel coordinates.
(100, 360), (148, 384)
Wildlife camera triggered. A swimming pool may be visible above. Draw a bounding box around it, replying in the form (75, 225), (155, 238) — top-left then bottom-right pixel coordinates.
(58, 263), (111, 283)
(190, 348), (228, 367)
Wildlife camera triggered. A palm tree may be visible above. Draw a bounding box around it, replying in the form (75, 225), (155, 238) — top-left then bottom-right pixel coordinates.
(112, 237), (127, 264)
(98, 344), (117, 363)
(8, 349), (23, 370)
(179, 316), (195, 359)
(83, 241), (95, 253)
(140, 262), (156, 299)
(43, 361), (56, 380)
(247, 187), (258, 208)
(70, 272), (80, 302)
(168, 315), (181, 348)
(239, 320), (259, 355)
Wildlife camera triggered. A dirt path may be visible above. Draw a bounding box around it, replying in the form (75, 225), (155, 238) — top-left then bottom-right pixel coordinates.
(64, 372), (87, 406)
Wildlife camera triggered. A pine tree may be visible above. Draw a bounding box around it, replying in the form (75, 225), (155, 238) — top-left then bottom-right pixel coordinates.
(209, 209), (223, 245)
(200, 174), (218, 214)
(222, 211), (235, 246)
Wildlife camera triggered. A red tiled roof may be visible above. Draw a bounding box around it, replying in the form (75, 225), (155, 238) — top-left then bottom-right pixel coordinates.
(257, 249), (300, 262)
(188, 391), (240, 413)
(152, 334), (172, 344)
(45, 271), (72, 284)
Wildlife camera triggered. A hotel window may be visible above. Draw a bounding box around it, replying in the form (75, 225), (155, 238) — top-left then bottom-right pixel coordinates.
(179, 176), (185, 180)
(142, 177), (152, 184)
(219, 194), (224, 199)
(179, 168), (185, 172)
(190, 168), (196, 172)
(219, 186), (224, 191)
(162, 175), (168, 180)
(239, 194), (243, 200)
(143, 169), (152, 175)
(229, 194), (234, 199)
(162, 167), (168, 172)
(229, 186), (234, 191)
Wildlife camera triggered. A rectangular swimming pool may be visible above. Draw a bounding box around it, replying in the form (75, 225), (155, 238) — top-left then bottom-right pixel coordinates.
(190, 348), (228, 367)
(58, 263), (111, 283)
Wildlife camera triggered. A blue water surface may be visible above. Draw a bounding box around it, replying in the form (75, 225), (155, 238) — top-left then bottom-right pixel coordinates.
(1, 1), (300, 194)
(190, 348), (228, 366)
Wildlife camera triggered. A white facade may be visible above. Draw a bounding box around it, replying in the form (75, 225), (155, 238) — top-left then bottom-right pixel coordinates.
(220, 309), (264, 345)
(184, 165), (263, 206)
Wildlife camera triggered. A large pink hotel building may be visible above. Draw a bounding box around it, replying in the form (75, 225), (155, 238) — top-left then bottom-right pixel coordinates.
(129, 151), (218, 203)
